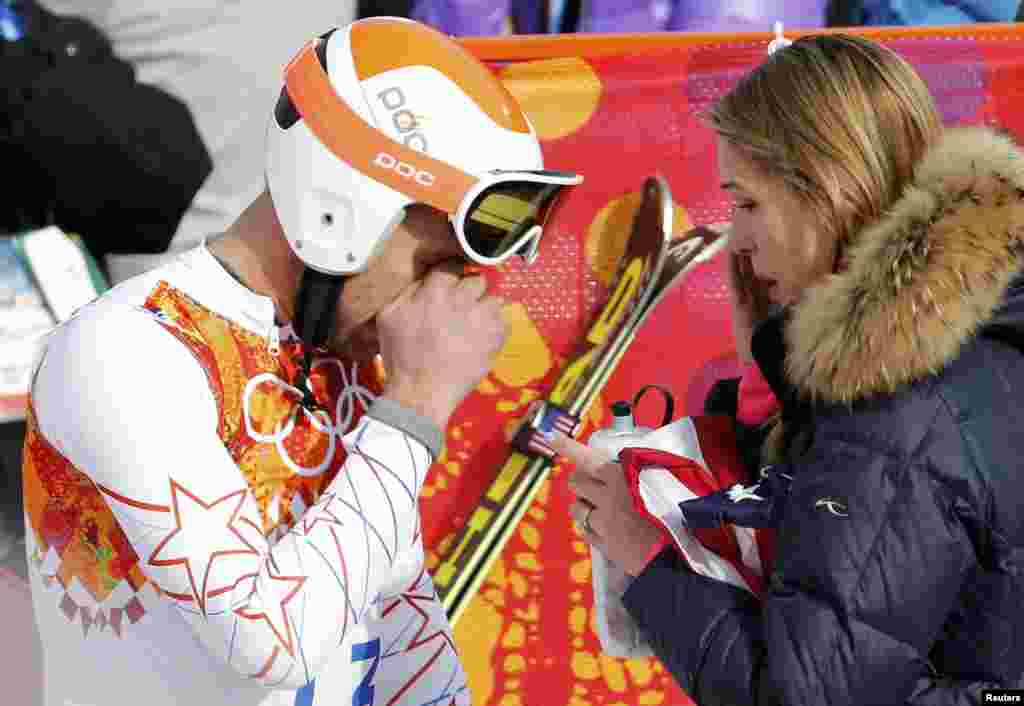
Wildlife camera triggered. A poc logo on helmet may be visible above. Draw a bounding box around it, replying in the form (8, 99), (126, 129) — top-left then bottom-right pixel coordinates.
(373, 153), (435, 187)
(376, 87), (428, 153)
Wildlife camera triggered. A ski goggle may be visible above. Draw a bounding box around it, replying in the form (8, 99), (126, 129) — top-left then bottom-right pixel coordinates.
(284, 39), (583, 266)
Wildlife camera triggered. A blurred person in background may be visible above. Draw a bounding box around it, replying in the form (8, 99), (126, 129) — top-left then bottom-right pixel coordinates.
(825, 0), (1020, 26)
(0, 0), (356, 574)
(31, 0), (358, 284)
(408, 0), (827, 36)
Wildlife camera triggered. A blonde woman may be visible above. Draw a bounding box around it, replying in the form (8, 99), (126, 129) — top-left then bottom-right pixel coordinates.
(552, 34), (1024, 703)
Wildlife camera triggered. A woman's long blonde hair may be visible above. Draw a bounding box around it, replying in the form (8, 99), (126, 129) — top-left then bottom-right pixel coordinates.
(709, 34), (943, 264)
(709, 35), (944, 462)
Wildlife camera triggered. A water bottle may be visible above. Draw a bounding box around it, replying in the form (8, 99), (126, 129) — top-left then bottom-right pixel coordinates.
(587, 385), (674, 658)
(587, 385), (674, 460)
(587, 400), (653, 461)
(1, 1), (26, 42)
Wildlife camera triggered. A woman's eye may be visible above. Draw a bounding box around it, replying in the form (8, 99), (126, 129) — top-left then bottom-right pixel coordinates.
(732, 201), (757, 212)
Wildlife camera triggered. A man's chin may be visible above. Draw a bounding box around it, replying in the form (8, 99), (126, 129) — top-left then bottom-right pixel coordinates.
(331, 329), (380, 364)
(334, 341), (377, 364)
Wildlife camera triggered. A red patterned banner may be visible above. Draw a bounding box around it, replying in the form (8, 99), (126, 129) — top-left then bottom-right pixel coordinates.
(417, 26), (1024, 706)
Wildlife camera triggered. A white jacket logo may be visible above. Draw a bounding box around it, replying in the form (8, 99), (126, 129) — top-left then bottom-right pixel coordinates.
(373, 153), (435, 187)
(815, 497), (849, 517)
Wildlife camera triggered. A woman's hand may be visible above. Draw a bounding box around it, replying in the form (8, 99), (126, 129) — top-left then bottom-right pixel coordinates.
(727, 251), (774, 364)
(548, 431), (664, 577)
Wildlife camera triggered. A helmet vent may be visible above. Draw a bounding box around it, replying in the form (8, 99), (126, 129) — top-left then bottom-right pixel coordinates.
(315, 29), (334, 69)
(274, 89), (301, 130)
(274, 29), (335, 131)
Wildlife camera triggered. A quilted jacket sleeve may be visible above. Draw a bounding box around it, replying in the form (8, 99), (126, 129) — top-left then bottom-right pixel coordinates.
(621, 435), (988, 706)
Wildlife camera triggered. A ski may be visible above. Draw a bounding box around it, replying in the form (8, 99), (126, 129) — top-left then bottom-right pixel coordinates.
(435, 176), (726, 624)
(441, 223), (727, 625)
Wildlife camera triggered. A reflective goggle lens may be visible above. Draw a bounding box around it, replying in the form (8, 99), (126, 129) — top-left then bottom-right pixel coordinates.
(463, 179), (571, 260)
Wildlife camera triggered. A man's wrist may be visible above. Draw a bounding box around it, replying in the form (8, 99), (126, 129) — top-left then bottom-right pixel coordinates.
(381, 381), (453, 432)
(366, 396), (446, 461)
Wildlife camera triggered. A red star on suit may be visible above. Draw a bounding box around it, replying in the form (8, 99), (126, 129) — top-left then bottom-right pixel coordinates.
(147, 480), (259, 615)
(233, 560), (308, 658)
(300, 493), (346, 536)
(378, 570), (458, 704)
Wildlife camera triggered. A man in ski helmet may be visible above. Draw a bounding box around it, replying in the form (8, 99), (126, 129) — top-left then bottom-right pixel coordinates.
(23, 17), (580, 706)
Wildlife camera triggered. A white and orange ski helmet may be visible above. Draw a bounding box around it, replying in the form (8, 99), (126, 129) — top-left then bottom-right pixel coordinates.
(266, 17), (582, 276)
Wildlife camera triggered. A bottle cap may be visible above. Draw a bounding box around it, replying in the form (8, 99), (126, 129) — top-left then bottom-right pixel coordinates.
(611, 400), (632, 417)
(767, 21), (791, 56)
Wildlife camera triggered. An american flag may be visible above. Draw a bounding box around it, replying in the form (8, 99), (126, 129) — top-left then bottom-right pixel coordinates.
(512, 403), (581, 459)
(618, 416), (787, 600)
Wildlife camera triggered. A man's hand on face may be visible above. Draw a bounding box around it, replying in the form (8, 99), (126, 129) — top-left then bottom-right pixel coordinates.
(376, 259), (508, 431)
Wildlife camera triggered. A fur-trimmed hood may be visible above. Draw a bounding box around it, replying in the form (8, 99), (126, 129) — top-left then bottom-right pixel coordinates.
(786, 126), (1024, 404)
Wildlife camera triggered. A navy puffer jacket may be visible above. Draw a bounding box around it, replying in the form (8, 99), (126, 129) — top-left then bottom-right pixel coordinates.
(622, 127), (1024, 704)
